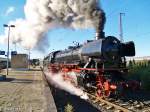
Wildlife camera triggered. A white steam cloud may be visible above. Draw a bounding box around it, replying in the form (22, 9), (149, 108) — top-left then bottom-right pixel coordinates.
(0, 0), (105, 51)
(45, 71), (89, 100)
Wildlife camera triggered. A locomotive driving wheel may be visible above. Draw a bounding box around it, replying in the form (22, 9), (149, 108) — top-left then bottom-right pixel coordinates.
(96, 74), (111, 97)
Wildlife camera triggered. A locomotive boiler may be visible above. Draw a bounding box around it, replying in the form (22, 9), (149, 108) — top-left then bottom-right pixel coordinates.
(44, 31), (136, 97)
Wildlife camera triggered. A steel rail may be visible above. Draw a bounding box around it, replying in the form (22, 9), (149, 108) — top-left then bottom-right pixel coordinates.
(86, 92), (132, 112)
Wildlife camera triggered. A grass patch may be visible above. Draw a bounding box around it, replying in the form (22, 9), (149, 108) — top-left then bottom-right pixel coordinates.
(127, 60), (150, 90)
(64, 103), (74, 112)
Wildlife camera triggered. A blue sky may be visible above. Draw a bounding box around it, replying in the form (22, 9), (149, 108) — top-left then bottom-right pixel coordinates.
(0, 0), (150, 59)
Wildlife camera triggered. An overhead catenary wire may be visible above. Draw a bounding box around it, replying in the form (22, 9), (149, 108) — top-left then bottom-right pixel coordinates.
(106, 0), (133, 18)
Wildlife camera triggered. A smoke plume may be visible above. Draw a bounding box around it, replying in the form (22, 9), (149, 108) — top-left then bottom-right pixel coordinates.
(45, 71), (89, 100)
(0, 0), (105, 50)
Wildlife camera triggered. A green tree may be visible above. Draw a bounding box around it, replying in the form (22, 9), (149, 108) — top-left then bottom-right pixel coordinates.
(128, 60), (133, 68)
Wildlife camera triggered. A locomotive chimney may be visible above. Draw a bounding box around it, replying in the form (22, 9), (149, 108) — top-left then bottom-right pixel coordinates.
(95, 30), (105, 40)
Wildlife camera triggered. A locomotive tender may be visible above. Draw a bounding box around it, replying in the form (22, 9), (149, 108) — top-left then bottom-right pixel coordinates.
(44, 31), (135, 97)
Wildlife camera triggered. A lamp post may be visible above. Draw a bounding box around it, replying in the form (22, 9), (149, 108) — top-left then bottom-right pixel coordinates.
(28, 49), (30, 70)
(3, 24), (15, 75)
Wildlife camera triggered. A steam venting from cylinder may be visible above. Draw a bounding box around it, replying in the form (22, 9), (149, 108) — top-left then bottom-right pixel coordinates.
(0, 0), (106, 51)
(44, 71), (89, 100)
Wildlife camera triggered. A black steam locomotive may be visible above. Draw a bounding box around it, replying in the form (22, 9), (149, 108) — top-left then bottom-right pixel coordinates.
(44, 32), (135, 96)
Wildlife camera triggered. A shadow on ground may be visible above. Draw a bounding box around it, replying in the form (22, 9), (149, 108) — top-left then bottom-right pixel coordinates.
(10, 79), (34, 83)
(0, 77), (15, 82)
(51, 86), (101, 112)
(0, 77), (40, 84)
(121, 90), (150, 103)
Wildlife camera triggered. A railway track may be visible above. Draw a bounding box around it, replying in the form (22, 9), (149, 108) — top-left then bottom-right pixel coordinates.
(86, 92), (131, 112)
(86, 92), (150, 112)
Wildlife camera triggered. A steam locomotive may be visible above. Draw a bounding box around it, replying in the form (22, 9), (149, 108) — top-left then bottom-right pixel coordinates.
(43, 32), (136, 97)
